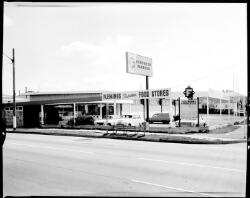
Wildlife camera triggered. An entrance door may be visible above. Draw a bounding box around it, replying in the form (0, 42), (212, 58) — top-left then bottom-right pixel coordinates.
(23, 105), (40, 127)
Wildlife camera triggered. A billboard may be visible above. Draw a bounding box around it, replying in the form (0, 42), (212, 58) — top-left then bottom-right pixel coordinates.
(180, 99), (198, 120)
(102, 88), (171, 101)
(126, 52), (153, 77)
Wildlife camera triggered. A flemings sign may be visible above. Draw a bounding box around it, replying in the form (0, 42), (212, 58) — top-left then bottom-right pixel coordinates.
(102, 88), (170, 101)
(126, 52), (153, 77)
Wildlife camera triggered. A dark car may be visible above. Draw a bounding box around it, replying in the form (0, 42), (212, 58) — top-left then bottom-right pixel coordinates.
(149, 113), (170, 124)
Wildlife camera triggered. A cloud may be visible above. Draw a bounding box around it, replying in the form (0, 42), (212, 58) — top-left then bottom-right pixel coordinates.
(4, 14), (13, 27)
(37, 34), (137, 92)
(58, 34), (133, 74)
(61, 41), (101, 58)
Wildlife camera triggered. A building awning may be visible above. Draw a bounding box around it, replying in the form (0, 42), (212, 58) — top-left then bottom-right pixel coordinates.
(83, 100), (133, 104)
(54, 105), (73, 108)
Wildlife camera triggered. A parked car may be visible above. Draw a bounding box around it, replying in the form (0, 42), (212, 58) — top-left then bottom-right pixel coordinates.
(116, 114), (144, 127)
(94, 115), (121, 126)
(175, 117), (207, 127)
(149, 113), (170, 124)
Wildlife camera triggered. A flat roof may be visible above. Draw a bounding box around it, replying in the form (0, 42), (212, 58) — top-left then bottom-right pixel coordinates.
(21, 90), (104, 96)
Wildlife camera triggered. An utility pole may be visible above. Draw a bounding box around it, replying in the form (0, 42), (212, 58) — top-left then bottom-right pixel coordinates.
(12, 48), (16, 130)
(3, 49), (16, 130)
(233, 73), (235, 122)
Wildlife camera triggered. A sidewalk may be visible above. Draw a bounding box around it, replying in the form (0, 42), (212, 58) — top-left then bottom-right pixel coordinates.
(6, 127), (246, 144)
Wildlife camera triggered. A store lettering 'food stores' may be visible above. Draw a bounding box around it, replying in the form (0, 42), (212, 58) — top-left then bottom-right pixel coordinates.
(102, 89), (171, 101)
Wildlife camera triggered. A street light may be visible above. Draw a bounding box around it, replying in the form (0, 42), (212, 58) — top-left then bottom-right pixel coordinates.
(3, 48), (16, 130)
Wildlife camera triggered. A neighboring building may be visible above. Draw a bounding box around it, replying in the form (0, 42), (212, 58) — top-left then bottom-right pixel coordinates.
(2, 89), (246, 127)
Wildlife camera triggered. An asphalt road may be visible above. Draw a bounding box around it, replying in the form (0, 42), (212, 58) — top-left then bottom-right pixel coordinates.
(3, 133), (247, 197)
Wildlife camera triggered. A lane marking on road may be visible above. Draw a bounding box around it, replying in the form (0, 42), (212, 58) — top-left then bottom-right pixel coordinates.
(8, 142), (94, 154)
(138, 157), (244, 173)
(131, 179), (219, 197)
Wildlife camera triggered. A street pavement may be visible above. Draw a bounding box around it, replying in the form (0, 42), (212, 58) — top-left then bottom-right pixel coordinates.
(3, 133), (247, 197)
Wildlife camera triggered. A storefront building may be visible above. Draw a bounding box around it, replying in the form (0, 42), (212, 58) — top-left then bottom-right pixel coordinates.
(2, 89), (246, 127)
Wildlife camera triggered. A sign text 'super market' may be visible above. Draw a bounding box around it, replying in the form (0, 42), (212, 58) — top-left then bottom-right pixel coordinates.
(126, 52), (153, 77)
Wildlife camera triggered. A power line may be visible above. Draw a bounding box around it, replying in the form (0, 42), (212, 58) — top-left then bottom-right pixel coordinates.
(2, 53), (13, 63)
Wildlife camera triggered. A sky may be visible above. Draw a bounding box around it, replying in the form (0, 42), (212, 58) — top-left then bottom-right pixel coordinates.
(3, 2), (247, 96)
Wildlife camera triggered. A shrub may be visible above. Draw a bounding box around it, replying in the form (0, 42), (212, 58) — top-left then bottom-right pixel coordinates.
(234, 121), (240, 125)
(173, 115), (180, 121)
(67, 115), (94, 126)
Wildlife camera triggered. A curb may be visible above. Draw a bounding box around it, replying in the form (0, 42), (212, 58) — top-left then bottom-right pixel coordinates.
(6, 129), (246, 144)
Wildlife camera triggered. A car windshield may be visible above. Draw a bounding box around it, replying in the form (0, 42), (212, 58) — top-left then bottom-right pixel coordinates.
(132, 115), (140, 119)
(104, 115), (112, 119)
(122, 115), (133, 118)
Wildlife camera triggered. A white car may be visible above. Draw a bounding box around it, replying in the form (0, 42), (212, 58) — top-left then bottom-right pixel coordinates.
(116, 114), (144, 127)
(175, 118), (207, 127)
(94, 115), (121, 126)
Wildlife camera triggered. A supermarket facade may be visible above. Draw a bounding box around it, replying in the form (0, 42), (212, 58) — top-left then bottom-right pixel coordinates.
(2, 89), (246, 127)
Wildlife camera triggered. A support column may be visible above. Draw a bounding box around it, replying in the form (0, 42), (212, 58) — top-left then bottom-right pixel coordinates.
(76, 104), (78, 116)
(114, 101), (117, 116)
(116, 103), (121, 116)
(220, 98), (222, 122)
(100, 103), (103, 119)
(73, 103), (76, 125)
(207, 97), (209, 116)
(169, 98), (172, 126)
(236, 96), (238, 120)
(178, 97), (181, 127)
(41, 105), (44, 125)
(120, 104), (122, 116)
(85, 104), (88, 115)
(106, 103), (109, 128)
(233, 97), (236, 122)
(197, 97), (200, 127)
(143, 99), (146, 122)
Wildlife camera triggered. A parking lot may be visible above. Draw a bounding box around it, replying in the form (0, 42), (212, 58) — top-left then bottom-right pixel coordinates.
(149, 114), (245, 128)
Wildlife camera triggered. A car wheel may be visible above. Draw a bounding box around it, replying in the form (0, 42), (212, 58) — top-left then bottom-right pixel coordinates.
(128, 123), (131, 126)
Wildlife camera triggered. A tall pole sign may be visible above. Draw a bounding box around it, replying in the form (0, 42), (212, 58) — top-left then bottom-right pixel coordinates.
(126, 52), (152, 77)
(146, 76), (149, 122)
(126, 52), (152, 124)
